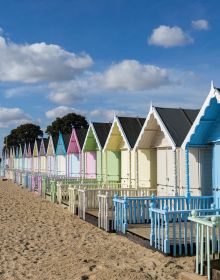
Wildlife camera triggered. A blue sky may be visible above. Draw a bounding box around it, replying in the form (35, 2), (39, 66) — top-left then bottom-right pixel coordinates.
(0, 0), (219, 147)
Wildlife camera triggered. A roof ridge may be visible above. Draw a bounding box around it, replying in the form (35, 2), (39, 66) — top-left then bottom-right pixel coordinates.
(136, 117), (143, 129)
(181, 109), (193, 126)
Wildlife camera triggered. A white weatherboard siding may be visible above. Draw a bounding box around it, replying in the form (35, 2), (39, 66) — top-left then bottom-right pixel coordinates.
(157, 148), (175, 196)
(47, 155), (56, 175)
(57, 155), (66, 176)
(121, 150), (130, 187)
(40, 156), (47, 173)
(188, 147), (212, 196)
(137, 149), (157, 189)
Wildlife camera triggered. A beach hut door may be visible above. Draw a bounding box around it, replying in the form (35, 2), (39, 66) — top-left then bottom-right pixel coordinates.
(212, 143), (220, 208)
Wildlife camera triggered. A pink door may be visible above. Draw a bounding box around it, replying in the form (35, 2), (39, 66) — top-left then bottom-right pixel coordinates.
(86, 152), (96, 179)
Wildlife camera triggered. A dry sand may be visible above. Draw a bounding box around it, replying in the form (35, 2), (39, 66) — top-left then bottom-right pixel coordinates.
(0, 180), (195, 280)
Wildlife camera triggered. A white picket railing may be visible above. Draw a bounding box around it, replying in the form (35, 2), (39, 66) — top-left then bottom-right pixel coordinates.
(188, 212), (220, 280)
(57, 182), (69, 205)
(78, 187), (156, 224)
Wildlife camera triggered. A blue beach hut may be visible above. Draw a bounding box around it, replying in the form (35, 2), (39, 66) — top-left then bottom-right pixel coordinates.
(182, 82), (220, 205)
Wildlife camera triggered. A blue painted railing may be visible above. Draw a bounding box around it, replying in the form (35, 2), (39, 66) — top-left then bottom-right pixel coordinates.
(113, 195), (214, 234)
(150, 206), (220, 256)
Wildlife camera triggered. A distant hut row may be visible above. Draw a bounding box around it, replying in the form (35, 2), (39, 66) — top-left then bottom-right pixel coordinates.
(4, 82), (220, 199)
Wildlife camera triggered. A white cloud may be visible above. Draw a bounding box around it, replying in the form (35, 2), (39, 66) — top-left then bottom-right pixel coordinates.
(48, 60), (172, 105)
(0, 35), (93, 83)
(89, 109), (136, 122)
(0, 107), (31, 128)
(45, 106), (85, 119)
(148, 25), (193, 47)
(48, 80), (88, 104)
(100, 60), (171, 91)
(192, 19), (209, 30)
(5, 84), (46, 98)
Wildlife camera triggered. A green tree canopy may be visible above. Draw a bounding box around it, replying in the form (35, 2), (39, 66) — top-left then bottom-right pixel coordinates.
(45, 113), (89, 136)
(4, 123), (43, 148)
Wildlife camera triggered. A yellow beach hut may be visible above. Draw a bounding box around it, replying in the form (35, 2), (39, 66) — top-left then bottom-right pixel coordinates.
(135, 106), (199, 196)
(104, 116), (145, 187)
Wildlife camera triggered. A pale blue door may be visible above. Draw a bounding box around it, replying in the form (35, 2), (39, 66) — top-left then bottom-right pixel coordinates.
(212, 143), (220, 207)
(70, 153), (80, 177)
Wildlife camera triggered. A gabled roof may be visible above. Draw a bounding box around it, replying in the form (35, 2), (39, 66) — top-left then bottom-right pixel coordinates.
(43, 138), (49, 151)
(93, 122), (112, 148)
(118, 117), (145, 148)
(135, 105), (199, 150)
(52, 135), (59, 149)
(63, 134), (71, 151)
(75, 128), (88, 149)
(155, 107), (199, 147)
(30, 142), (35, 155)
(56, 132), (70, 155)
(182, 82), (220, 148)
(36, 139), (41, 151)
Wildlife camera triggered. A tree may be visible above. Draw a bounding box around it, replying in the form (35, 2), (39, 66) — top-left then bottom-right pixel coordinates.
(4, 123), (43, 148)
(45, 113), (89, 136)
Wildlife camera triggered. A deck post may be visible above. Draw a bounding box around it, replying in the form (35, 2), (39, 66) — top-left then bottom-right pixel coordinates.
(151, 193), (156, 208)
(185, 145), (191, 205)
(164, 206), (170, 254)
(98, 191), (101, 228)
(106, 191), (110, 231)
(123, 196), (128, 234)
(113, 194), (118, 231)
(150, 202), (155, 246)
(173, 149), (178, 196)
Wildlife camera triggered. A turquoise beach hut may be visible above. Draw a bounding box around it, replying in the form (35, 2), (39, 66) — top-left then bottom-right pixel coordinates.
(56, 132), (71, 176)
(182, 82), (220, 205)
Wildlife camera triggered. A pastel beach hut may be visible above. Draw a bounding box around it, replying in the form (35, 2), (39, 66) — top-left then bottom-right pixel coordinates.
(104, 116), (145, 187)
(67, 128), (88, 178)
(47, 135), (58, 176)
(12, 146), (16, 170)
(27, 142), (34, 172)
(23, 143), (29, 172)
(11, 146), (16, 170)
(14, 146), (19, 170)
(56, 132), (71, 176)
(82, 122), (112, 181)
(18, 143), (25, 171)
(135, 106), (199, 196)
(33, 139), (41, 173)
(182, 83), (220, 203)
(38, 138), (49, 174)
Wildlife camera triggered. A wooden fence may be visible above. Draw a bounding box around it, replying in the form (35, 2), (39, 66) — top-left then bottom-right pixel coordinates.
(78, 188), (156, 222)
(98, 188), (156, 231)
(188, 213), (220, 280)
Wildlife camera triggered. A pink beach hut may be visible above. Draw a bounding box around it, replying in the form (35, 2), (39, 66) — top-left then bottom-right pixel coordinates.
(67, 128), (87, 178)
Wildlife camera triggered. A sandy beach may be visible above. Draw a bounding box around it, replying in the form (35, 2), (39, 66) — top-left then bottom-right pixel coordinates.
(0, 180), (195, 280)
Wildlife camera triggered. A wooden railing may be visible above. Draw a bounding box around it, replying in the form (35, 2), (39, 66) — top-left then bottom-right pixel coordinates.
(188, 212), (220, 280)
(78, 188), (156, 222)
(98, 188), (156, 232)
(113, 195), (214, 235)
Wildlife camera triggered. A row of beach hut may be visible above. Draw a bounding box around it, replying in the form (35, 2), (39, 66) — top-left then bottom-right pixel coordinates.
(2, 82), (220, 279)
(3, 104), (209, 197)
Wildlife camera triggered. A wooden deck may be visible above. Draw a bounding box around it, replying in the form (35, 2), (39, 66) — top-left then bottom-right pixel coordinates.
(83, 210), (197, 255)
(127, 222), (196, 243)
